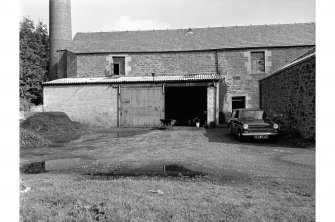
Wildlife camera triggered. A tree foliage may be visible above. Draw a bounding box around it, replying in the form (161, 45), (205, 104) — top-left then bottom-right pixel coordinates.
(20, 17), (49, 108)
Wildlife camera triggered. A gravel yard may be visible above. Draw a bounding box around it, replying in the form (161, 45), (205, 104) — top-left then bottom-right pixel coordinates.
(20, 127), (315, 221)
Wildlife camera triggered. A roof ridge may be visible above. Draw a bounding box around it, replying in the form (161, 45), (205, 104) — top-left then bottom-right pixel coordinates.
(75, 22), (315, 35)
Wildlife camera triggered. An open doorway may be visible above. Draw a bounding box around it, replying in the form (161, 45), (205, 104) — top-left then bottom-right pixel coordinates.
(165, 86), (207, 126)
(232, 96), (246, 110)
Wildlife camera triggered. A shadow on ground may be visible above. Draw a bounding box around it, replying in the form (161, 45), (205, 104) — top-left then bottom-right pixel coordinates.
(203, 126), (314, 148)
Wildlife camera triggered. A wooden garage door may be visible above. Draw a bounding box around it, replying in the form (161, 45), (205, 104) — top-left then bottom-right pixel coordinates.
(119, 87), (164, 126)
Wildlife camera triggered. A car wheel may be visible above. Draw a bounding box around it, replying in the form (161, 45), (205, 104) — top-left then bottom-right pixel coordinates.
(238, 130), (244, 141)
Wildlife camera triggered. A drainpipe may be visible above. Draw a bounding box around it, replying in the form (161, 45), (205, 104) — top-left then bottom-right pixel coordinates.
(259, 80), (262, 109)
(215, 50), (220, 126)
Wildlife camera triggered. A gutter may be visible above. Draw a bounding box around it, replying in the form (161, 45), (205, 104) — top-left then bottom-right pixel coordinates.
(42, 75), (224, 86)
(72, 45), (315, 55)
(42, 79), (222, 86)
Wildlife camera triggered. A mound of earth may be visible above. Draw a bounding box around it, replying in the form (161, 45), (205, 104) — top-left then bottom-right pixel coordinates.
(20, 112), (86, 142)
(20, 128), (52, 149)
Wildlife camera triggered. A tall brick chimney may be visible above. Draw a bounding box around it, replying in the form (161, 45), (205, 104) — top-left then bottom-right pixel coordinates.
(49, 0), (72, 80)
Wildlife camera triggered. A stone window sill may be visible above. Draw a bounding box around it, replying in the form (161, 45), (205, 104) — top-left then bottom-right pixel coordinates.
(249, 71), (266, 75)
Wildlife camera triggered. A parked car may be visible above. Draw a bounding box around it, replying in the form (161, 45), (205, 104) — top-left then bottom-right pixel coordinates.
(227, 109), (279, 141)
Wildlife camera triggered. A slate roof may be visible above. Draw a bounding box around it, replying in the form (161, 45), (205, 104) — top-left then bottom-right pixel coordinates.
(260, 48), (315, 81)
(71, 23), (315, 53)
(291, 47), (315, 62)
(43, 74), (222, 85)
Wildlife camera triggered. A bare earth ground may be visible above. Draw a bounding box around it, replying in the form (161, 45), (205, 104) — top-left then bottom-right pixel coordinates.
(20, 127), (315, 222)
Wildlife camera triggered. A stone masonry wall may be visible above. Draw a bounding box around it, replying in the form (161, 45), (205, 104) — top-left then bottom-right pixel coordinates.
(76, 51), (216, 77)
(74, 46), (313, 123)
(77, 54), (107, 77)
(217, 46), (314, 120)
(207, 86), (216, 125)
(44, 85), (118, 127)
(129, 52), (216, 75)
(259, 56), (315, 139)
(66, 50), (77, 78)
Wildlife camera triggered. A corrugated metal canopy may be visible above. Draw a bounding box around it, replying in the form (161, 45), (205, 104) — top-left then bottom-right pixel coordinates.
(43, 74), (223, 85)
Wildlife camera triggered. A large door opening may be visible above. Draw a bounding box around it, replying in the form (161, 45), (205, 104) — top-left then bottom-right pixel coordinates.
(165, 86), (207, 126)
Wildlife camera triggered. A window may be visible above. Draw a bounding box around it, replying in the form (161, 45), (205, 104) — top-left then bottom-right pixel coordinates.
(251, 52), (265, 73)
(111, 57), (125, 75)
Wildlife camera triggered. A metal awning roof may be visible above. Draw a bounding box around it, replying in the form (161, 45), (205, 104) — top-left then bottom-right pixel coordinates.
(43, 74), (223, 85)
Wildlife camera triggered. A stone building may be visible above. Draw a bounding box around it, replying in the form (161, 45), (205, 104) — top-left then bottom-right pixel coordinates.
(43, 0), (315, 127)
(259, 48), (315, 139)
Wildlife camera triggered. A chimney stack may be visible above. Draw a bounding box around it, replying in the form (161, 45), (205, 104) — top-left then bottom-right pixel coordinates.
(49, 0), (72, 80)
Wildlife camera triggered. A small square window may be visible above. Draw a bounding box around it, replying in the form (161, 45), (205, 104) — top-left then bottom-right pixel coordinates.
(251, 52), (265, 73)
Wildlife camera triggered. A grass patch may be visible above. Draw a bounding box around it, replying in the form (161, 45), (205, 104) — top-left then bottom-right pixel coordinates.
(20, 174), (315, 222)
(20, 128), (315, 221)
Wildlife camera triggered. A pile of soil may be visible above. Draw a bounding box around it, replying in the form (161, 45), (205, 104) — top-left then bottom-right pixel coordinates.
(20, 128), (52, 149)
(20, 112), (86, 142)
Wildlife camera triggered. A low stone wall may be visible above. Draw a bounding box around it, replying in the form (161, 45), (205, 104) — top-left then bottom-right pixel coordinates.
(259, 55), (315, 140)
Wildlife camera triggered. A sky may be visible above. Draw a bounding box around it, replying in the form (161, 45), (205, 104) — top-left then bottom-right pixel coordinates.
(20, 0), (315, 36)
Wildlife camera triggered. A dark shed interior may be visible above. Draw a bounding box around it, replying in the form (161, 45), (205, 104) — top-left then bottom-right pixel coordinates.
(165, 86), (207, 126)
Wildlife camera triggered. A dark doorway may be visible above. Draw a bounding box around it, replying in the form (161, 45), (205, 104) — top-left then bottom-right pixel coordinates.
(165, 86), (207, 126)
(112, 57), (125, 75)
(232, 96), (246, 110)
(113, 64), (120, 75)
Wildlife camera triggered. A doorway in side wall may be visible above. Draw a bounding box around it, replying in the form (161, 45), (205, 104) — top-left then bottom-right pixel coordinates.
(232, 96), (246, 110)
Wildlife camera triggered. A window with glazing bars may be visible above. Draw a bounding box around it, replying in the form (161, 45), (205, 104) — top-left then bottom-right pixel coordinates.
(251, 52), (265, 73)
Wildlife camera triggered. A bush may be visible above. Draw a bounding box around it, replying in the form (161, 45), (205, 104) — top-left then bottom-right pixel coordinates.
(272, 116), (302, 139)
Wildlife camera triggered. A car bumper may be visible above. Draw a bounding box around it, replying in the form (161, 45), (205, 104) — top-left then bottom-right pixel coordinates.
(242, 132), (278, 136)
